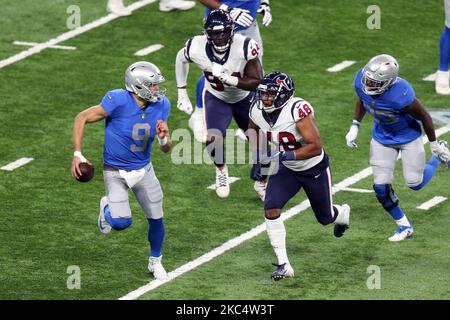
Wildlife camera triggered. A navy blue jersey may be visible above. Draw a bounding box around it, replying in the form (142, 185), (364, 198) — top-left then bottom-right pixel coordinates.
(354, 69), (421, 145)
(100, 89), (170, 170)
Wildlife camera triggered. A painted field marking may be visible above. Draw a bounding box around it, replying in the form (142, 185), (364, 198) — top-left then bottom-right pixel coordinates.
(0, 0), (157, 70)
(207, 177), (240, 190)
(417, 196), (447, 210)
(134, 44), (164, 56)
(13, 41), (76, 50)
(1, 158), (34, 171)
(326, 60), (356, 72)
(120, 125), (450, 300)
(341, 187), (374, 193)
(423, 73), (437, 82)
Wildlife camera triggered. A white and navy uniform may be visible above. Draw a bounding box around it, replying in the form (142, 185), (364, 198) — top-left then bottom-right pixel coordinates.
(184, 33), (260, 137)
(249, 98), (339, 225)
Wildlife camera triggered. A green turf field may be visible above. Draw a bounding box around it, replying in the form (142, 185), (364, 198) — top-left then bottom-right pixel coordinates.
(0, 0), (449, 300)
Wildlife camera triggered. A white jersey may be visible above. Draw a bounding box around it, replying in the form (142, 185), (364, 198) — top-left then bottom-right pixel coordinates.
(184, 33), (260, 103)
(249, 97), (325, 172)
(446, 0), (450, 28)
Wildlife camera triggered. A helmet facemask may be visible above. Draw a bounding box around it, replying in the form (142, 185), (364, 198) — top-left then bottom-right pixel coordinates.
(361, 72), (394, 96)
(206, 26), (233, 53)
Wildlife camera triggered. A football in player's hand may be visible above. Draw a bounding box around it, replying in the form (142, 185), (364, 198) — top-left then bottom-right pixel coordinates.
(76, 162), (94, 182)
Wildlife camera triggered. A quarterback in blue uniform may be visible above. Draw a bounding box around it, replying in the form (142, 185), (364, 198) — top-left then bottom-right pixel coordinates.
(71, 61), (172, 279)
(177, 0), (272, 144)
(345, 54), (450, 241)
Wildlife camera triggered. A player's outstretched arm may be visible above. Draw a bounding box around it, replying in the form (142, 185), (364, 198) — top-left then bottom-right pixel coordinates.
(175, 48), (193, 114)
(156, 120), (171, 153)
(345, 99), (366, 148)
(71, 105), (108, 179)
(239, 58), (263, 90)
(403, 98), (437, 142)
(293, 116), (323, 160)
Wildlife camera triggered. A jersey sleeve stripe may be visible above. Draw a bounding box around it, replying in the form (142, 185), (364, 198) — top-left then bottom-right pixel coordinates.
(290, 100), (303, 121)
(243, 37), (251, 61)
(184, 38), (193, 62)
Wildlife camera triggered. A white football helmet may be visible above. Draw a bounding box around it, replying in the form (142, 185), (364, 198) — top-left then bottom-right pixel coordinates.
(125, 61), (166, 103)
(361, 54), (399, 95)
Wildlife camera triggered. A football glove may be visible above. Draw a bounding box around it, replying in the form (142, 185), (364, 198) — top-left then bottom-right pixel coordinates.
(345, 120), (360, 148)
(430, 140), (450, 166)
(229, 7), (254, 27)
(177, 88), (193, 115)
(257, 2), (272, 27)
(212, 62), (238, 86)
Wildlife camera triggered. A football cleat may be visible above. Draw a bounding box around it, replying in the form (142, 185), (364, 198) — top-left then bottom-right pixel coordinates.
(271, 263), (294, 281)
(438, 140), (450, 167)
(107, 0), (132, 16)
(333, 204), (350, 237)
(188, 108), (207, 143)
(148, 256), (169, 280)
(98, 196), (112, 234)
(159, 0), (196, 12)
(388, 224), (413, 242)
(215, 165), (230, 198)
(253, 180), (267, 202)
(435, 70), (450, 95)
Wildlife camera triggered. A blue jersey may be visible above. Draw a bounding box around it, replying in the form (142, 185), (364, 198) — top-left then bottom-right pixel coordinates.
(100, 89), (170, 170)
(205, 0), (259, 32)
(354, 69), (421, 145)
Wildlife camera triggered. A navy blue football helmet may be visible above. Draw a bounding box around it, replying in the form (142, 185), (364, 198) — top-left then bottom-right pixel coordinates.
(204, 10), (235, 53)
(256, 71), (295, 113)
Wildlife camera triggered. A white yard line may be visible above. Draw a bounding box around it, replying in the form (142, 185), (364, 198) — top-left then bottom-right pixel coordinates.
(417, 196), (447, 210)
(134, 44), (164, 56)
(326, 60), (356, 72)
(1, 158), (34, 171)
(120, 125), (450, 300)
(13, 41), (76, 50)
(423, 72), (437, 82)
(0, 0), (157, 70)
(207, 177), (240, 190)
(341, 187), (374, 193)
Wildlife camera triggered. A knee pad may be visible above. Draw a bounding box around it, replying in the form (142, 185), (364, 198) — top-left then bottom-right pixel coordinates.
(109, 217), (132, 231)
(373, 184), (399, 211)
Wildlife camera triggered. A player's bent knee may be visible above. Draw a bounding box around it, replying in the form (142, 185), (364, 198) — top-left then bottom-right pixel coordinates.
(406, 176), (423, 190)
(110, 217), (132, 230)
(265, 208), (281, 219)
(373, 184), (399, 211)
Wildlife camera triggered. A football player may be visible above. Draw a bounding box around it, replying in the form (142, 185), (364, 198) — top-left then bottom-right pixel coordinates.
(345, 54), (450, 241)
(71, 62), (171, 279)
(178, 0), (272, 145)
(175, 9), (263, 198)
(436, 0), (450, 94)
(249, 71), (351, 281)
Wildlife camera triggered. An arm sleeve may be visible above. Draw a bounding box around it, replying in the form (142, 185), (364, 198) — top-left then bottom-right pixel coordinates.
(245, 38), (260, 61)
(291, 100), (315, 122)
(100, 90), (119, 116)
(162, 98), (171, 121)
(175, 46), (191, 88)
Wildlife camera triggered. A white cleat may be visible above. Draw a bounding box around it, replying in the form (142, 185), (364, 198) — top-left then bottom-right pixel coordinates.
(388, 224), (413, 242)
(215, 165), (230, 198)
(107, 0), (132, 16)
(159, 0), (196, 12)
(235, 128), (247, 141)
(253, 180), (267, 202)
(98, 196), (112, 234)
(435, 70), (450, 95)
(333, 204), (350, 237)
(148, 256), (168, 280)
(188, 108), (207, 143)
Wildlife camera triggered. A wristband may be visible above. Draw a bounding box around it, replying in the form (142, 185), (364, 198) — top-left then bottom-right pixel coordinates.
(158, 136), (168, 146)
(74, 151), (87, 163)
(352, 120), (361, 127)
(219, 4), (230, 11)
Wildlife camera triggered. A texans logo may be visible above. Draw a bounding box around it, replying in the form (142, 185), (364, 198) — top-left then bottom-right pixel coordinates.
(276, 78), (291, 90)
